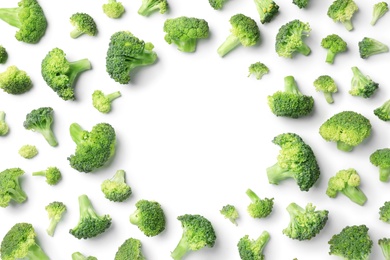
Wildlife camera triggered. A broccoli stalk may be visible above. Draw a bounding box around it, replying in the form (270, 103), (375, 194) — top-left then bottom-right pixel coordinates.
(371, 2), (389, 26)
(379, 238), (390, 260)
(45, 201), (66, 236)
(253, 0), (279, 24)
(374, 99), (390, 121)
(0, 111), (9, 136)
(138, 0), (168, 16)
(246, 189), (274, 218)
(72, 252), (97, 260)
(92, 90), (121, 114)
(237, 231), (270, 259)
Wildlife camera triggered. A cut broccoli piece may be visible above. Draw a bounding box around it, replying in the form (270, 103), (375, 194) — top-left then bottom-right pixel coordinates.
(246, 189), (273, 219)
(220, 204), (239, 225)
(327, 0), (358, 31)
(321, 34), (347, 64)
(18, 144), (38, 159)
(0, 111), (9, 136)
(237, 231), (270, 260)
(253, 0), (279, 24)
(374, 99), (390, 121)
(0, 65), (32, 95)
(130, 199), (166, 237)
(248, 62), (269, 80)
(313, 75), (338, 104)
(358, 37), (389, 59)
(92, 90), (121, 114)
(138, 0), (168, 16)
(379, 201), (390, 223)
(32, 166), (61, 185)
(379, 238), (390, 260)
(371, 2), (389, 25)
(72, 252), (98, 260)
(101, 170), (131, 202)
(209, 0), (228, 10)
(0, 168), (26, 208)
(370, 148), (390, 182)
(293, 0), (309, 9)
(114, 238), (146, 260)
(103, 0), (125, 19)
(45, 201), (66, 236)
(350, 66), (379, 98)
(70, 13), (98, 39)
(0, 45), (7, 64)
(23, 107), (58, 147)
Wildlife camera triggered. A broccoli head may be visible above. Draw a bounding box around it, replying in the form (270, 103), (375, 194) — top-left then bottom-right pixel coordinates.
(253, 0), (279, 24)
(18, 144), (38, 159)
(248, 62), (269, 80)
(379, 201), (390, 223)
(23, 107), (58, 147)
(370, 148), (390, 182)
(115, 238), (146, 260)
(327, 0), (358, 31)
(130, 199), (166, 237)
(32, 166), (61, 185)
(209, 0), (228, 10)
(0, 168), (27, 208)
(138, 0), (168, 16)
(358, 37), (389, 59)
(45, 201), (66, 236)
(92, 90), (121, 114)
(0, 65), (32, 95)
(379, 238), (390, 260)
(0, 111), (9, 136)
(371, 2), (389, 25)
(72, 252), (98, 260)
(103, 0), (125, 18)
(237, 231), (270, 260)
(321, 34), (347, 64)
(220, 204), (239, 225)
(293, 0), (309, 9)
(101, 170), (132, 202)
(313, 75), (338, 104)
(350, 67), (379, 98)
(374, 99), (390, 121)
(0, 45), (7, 64)
(70, 13), (98, 39)
(266, 133), (320, 191)
(246, 189), (273, 219)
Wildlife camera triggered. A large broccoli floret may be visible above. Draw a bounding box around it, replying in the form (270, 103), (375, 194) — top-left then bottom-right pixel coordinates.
(0, 0), (47, 43)
(370, 148), (390, 182)
(321, 34), (347, 64)
(248, 62), (269, 80)
(69, 13), (98, 39)
(267, 76), (314, 118)
(32, 166), (61, 185)
(0, 168), (26, 208)
(358, 37), (389, 59)
(379, 201), (390, 223)
(293, 0), (309, 9)
(23, 107), (58, 147)
(41, 48), (91, 101)
(115, 238), (146, 260)
(45, 201), (66, 236)
(0, 111), (9, 136)
(237, 231), (270, 260)
(101, 170), (131, 202)
(379, 238), (390, 260)
(327, 0), (358, 31)
(0, 45), (8, 64)
(103, 0), (125, 19)
(350, 67), (379, 98)
(253, 0), (279, 24)
(163, 16), (209, 53)
(246, 189), (273, 219)
(0, 65), (32, 95)
(266, 133), (320, 192)
(217, 14), (260, 57)
(138, 0), (168, 16)
(18, 145), (38, 159)
(319, 111), (372, 152)
(220, 204), (239, 225)
(171, 214), (216, 260)
(313, 75), (338, 104)
(92, 90), (121, 114)
(209, 0), (228, 10)
(130, 199), (166, 237)
(0, 223), (49, 260)
(106, 31), (157, 84)
(374, 99), (390, 121)
(72, 252), (97, 260)
(371, 2), (389, 25)
(328, 225), (372, 260)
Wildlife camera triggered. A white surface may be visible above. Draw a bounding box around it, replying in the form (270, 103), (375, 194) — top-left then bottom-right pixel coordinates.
(0, 0), (390, 259)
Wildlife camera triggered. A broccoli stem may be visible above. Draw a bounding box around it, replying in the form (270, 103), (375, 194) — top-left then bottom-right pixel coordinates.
(25, 243), (50, 260)
(325, 50), (336, 64)
(70, 29), (84, 39)
(128, 48), (159, 69)
(78, 194), (98, 218)
(138, 1), (159, 16)
(266, 163), (295, 184)
(296, 43), (311, 56)
(0, 111), (5, 122)
(171, 236), (189, 260)
(9, 179), (27, 203)
(47, 218), (59, 237)
(286, 203), (303, 217)
(68, 59), (92, 85)
(255, 231), (271, 252)
(0, 8), (22, 28)
(106, 91), (122, 102)
(246, 188), (260, 202)
(341, 185), (367, 206)
(323, 92), (334, 104)
(342, 20), (353, 31)
(32, 171), (46, 177)
(380, 168), (390, 182)
(69, 123), (86, 145)
(112, 170), (126, 183)
(284, 75), (301, 95)
(336, 141), (353, 152)
(217, 34), (241, 57)
(172, 39), (197, 53)
(37, 128), (58, 147)
(129, 209), (140, 225)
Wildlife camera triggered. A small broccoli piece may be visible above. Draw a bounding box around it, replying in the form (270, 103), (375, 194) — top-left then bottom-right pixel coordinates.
(327, 0), (358, 31)
(266, 133), (320, 191)
(326, 168), (367, 206)
(319, 111), (372, 152)
(171, 214), (216, 260)
(101, 170), (131, 202)
(68, 122), (116, 173)
(0, 45), (7, 64)
(268, 75), (314, 118)
(106, 31), (157, 84)
(253, 0), (279, 24)
(92, 90), (121, 114)
(69, 194), (112, 239)
(328, 225), (372, 260)
(45, 201), (66, 236)
(72, 252), (98, 260)
(350, 66), (379, 98)
(163, 16), (209, 53)
(275, 19), (311, 58)
(358, 37), (389, 59)
(18, 144), (38, 159)
(374, 99), (390, 121)
(138, 0), (168, 16)
(293, 0), (309, 9)
(313, 75), (338, 104)
(0, 168), (26, 208)
(371, 2), (389, 25)
(0, 223), (49, 260)
(321, 34), (347, 64)
(41, 48), (91, 101)
(0, 0), (47, 43)
(0, 111), (9, 136)
(130, 199), (166, 237)
(0, 65), (32, 95)
(217, 14), (260, 57)
(209, 0), (228, 10)
(379, 238), (390, 260)
(114, 238), (146, 260)
(69, 13), (97, 39)
(248, 62), (269, 80)
(220, 204), (239, 225)
(32, 166), (61, 185)
(237, 231), (270, 260)
(23, 107), (58, 147)
(380, 201), (390, 223)
(103, 0), (125, 19)
(246, 189), (273, 219)
(370, 149), (390, 182)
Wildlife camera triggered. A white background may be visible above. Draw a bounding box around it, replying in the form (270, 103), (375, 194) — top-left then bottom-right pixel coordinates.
(1, 0), (390, 259)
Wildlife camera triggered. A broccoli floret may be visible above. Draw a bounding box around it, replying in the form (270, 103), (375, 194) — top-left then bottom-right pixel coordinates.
(328, 225), (372, 260)
(209, 0), (228, 10)
(370, 149), (390, 182)
(237, 231), (270, 260)
(374, 99), (390, 121)
(293, 0), (309, 9)
(45, 201), (66, 236)
(0, 0), (47, 43)
(246, 189), (273, 219)
(23, 107), (58, 147)
(0, 223), (49, 260)
(358, 37), (389, 59)
(106, 31), (157, 84)
(18, 144), (38, 159)
(266, 133), (320, 191)
(114, 238), (146, 260)
(326, 168), (367, 206)
(379, 201), (390, 223)
(103, 0), (125, 18)
(267, 76), (314, 118)
(32, 166), (61, 185)
(319, 111), (372, 152)
(69, 13), (98, 39)
(0, 111), (9, 136)
(69, 194), (112, 239)
(68, 122), (116, 173)
(248, 62), (269, 80)
(92, 90), (121, 114)
(327, 0), (358, 31)
(163, 16), (209, 53)
(0, 65), (32, 95)
(0, 168), (26, 208)
(283, 202), (329, 241)
(321, 34), (347, 64)
(220, 204), (239, 225)
(379, 238), (390, 260)
(72, 252), (97, 260)
(313, 75), (338, 104)
(371, 2), (389, 25)
(130, 199), (166, 237)
(41, 48), (91, 101)
(101, 170), (131, 202)
(253, 0), (279, 24)
(171, 214), (216, 260)
(275, 19), (311, 58)
(0, 45), (7, 64)
(217, 14), (260, 57)
(138, 0), (168, 16)
(350, 66), (379, 98)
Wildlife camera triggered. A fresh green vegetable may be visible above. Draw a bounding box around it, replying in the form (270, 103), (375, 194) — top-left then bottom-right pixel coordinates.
(321, 34), (347, 64)
(103, 0), (125, 19)
(0, 111), (9, 136)
(253, 0), (279, 24)
(350, 66), (379, 98)
(18, 144), (38, 159)
(138, 0), (168, 16)
(0, 46), (7, 64)
(359, 37), (388, 59)
(246, 188), (273, 219)
(23, 107), (58, 147)
(114, 238), (146, 260)
(370, 148), (390, 182)
(0, 168), (26, 208)
(248, 62), (269, 80)
(237, 231), (270, 260)
(72, 252), (98, 260)
(379, 201), (390, 223)
(92, 90), (121, 114)
(0, 65), (32, 95)
(209, 0), (228, 10)
(45, 201), (66, 236)
(101, 170), (131, 202)
(220, 204), (239, 225)
(374, 99), (390, 121)
(327, 0), (359, 31)
(293, 0), (309, 9)
(70, 13), (98, 39)
(379, 238), (390, 260)
(371, 2), (389, 25)
(130, 199), (166, 237)
(32, 166), (61, 185)
(313, 75), (338, 104)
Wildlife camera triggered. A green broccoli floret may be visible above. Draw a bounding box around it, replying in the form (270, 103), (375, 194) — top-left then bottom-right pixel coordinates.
(45, 201), (66, 236)
(92, 90), (121, 114)
(130, 199), (166, 237)
(0, 111), (9, 136)
(266, 133), (320, 191)
(101, 170), (131, 202)
(327, 0), (358, 31)
(23, 107), (58, 147)
(359, 37), (389, 59)
(237, 231), (270, 260)
(18, 144), (38, 159)
(275, 19), (311, 58)
(319, 111), (372, 152)
(371, 2), (389, 25)
(313, 75), (338, 104)
(106, 31), (157, 84)
(328, 225), (372, 260)
(171, 214), (216, 260)
(68, 122), (116, 173)
(370, 149), (390, 182)
(379, 238), (390, 260)
(374, 99), (390, 121)
(379, 201), (390, 223)
(0, 45), (7, 64)
(326, 168), (367, 206)
(267, 76), (314, 118)
(0, 65), (32, 95)
(0, 223), (49, 260)
(32, 166), (61, 185)
(138, 0), (168, 16)
(69, 13), (98, 39)
(163, 16), (209, 53)
(253, 0), (279, 24)
(246, 189), (273, 219)
(283, 202), (329, 241)
(69, 194), (112, 239)
(248, 62), (269, 80)
(321, 34), (347, 64)
(114, 238), (146, 260)
(220, 204), (239, 225)
(293, 0), (309, 9)
(217, 14), (260, 57)
(72, 252), (97, 260)
(209, 0), (228, 10)
(0, 0), (47, 43)
(0, 168), (26, 208)
(103, 0), (125, 19)
(350, 66), (379, 98)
